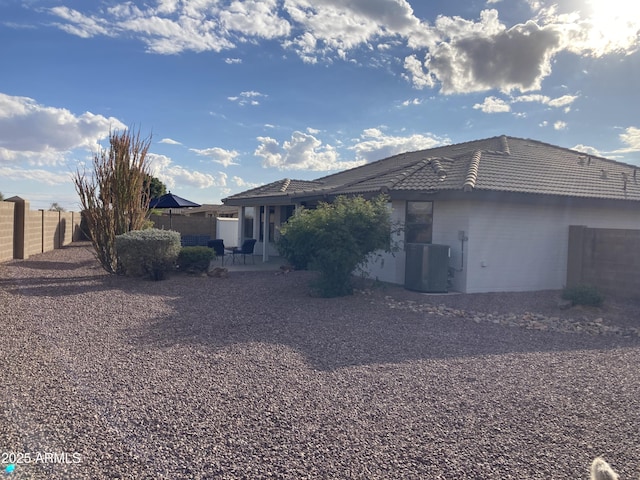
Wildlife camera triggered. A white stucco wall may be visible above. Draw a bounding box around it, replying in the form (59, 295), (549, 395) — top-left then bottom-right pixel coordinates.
(361, 196), (640, 294)
(431, 200), (471, 293)
(360, 200), (406, 284)
(464, 199), (640, 293)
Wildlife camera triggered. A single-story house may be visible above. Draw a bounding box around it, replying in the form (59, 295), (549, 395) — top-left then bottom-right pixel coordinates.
(222, 135), (640, 293)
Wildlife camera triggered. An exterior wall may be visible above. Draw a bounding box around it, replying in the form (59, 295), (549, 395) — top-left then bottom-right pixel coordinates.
(26, 209), (44, 256)
(59, 211), (77, 245)
(567, 226), (640, 298)
(464, 199), (640, 293)
(0, 198), (82, 262)
(42, 210), (61, 251)
(431, 200), (471, 293)
(150, 214), (216, 238)
(0, 201), (15, 262)
(364, 196), (640, 294)
(361, 200), (406, 283)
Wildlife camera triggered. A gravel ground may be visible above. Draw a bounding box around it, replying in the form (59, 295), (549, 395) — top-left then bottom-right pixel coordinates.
(1, 242), (639, 479)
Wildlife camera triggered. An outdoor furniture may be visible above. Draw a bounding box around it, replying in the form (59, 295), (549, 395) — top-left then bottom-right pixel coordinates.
(207, 239), (226, 265)
(229, 238), (257, 264)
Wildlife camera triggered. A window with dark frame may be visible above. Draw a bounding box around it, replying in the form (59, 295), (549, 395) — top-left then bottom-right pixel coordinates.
(405, 201), (433, 244)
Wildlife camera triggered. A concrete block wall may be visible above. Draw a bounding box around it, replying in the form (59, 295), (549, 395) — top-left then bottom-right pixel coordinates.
(43, 210), (61, 251)
(0, 201), (15, 262)
(568, 226), (640, 299)
(25, 209), (43, 257)
(150, 214), (216, 239)
(0, 198), (82, 261)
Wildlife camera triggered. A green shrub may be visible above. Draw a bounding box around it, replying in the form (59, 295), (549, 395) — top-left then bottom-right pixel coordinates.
(562, 284), (604, 307)
(177, 246), (214, 274)
(115, 228), (181, 280)
(277, 194), (391, 297)
(276, 224), (314, 270)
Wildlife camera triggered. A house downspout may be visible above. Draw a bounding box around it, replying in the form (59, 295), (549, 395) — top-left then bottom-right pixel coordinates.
(455, 230), (468, 272)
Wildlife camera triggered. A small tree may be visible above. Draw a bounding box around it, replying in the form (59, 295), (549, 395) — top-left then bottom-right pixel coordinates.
(277, 194), (391, 297)
(74, 127), (152, 273)
(49, 202), (65, 212)
(145, 174), (167, 199)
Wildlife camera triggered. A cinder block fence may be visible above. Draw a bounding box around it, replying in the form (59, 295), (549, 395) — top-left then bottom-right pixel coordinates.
(0, 197), (82, 262)
(567, 225), (640, 299)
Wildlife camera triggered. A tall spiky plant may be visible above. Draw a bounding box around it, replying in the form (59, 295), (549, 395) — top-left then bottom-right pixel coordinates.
(74, 128), (152, 273)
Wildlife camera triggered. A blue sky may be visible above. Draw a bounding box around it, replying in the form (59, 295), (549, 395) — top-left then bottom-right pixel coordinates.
(1, 0), (639, 210)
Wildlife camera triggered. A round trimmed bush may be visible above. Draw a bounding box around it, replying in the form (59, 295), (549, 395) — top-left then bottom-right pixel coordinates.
(115, 228), (181, 280)
(177, 246), (215, 274)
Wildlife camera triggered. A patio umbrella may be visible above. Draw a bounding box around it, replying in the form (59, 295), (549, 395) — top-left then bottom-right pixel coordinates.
(149, 192), (201, 228)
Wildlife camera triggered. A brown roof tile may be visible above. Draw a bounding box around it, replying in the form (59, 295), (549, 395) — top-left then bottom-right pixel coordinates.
(223, 136), (640, 205)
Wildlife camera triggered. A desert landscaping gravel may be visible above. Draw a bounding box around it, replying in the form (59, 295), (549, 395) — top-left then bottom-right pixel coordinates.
(1, 242), (639, 479)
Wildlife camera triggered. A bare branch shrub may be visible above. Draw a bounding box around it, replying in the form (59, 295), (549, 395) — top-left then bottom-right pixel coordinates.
(74, 128), (152, 273)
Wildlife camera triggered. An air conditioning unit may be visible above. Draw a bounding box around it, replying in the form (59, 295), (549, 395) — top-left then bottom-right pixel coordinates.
(404, 243), (450, 293)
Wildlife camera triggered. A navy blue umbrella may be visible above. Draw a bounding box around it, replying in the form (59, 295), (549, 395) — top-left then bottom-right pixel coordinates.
(149, 192), (201, 209)
(149, 192), (201, 228)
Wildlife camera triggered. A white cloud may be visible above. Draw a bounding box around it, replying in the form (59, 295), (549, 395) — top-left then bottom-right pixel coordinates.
(49, 6), (111, 38)
(283, 0), (421, 62)
(0, 92), (124, 165)
(615, 127), (640, 153)
(418, 10), (563, 94)
(225, 57), (242, 64)
(403, 54), (435, 89)
(400, 98), (423, 107)
(219, 0), (290, 39)
(473, 96), (511, 113)
(190, 147), (240, 167)
(0, 166), (71, 185)
(554, 120), (567, 130)
(45, 0), (640, 96)
(159, 137), (182, 145)
(547, 94), (579, 108)
(232, 176), (261, 189)
(148, 153), (225, 189)
(351, 128), (447, 162)
(513, 94), (551, 104)
(254, 131), (364, 171)
(228, 91), (267, 107)
(571, 144), (602, 157)
(535, 1), (640, 57)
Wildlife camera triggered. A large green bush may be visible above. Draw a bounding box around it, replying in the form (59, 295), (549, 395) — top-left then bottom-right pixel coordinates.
(277, 194), (391, 297)
(177, 246), (214, 274)
(115, 228), (181, 280)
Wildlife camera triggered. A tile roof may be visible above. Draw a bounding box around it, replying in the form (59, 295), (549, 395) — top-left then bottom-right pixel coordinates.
(223, 136), (640, 204)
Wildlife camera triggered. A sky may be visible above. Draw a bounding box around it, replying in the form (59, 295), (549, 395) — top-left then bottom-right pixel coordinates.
(1, 0), (639, 211)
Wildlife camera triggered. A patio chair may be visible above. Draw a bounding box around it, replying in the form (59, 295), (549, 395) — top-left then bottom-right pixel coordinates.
(230, 238), (257, 264)
(207, 239), (226, 265)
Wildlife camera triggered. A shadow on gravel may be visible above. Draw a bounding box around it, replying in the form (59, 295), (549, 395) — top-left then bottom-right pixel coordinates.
(4, 245), (638, 371)
(126, 271), (640, 371)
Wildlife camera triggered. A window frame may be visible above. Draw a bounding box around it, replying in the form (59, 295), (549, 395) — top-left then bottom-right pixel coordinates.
(405, 201), (434, 244)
